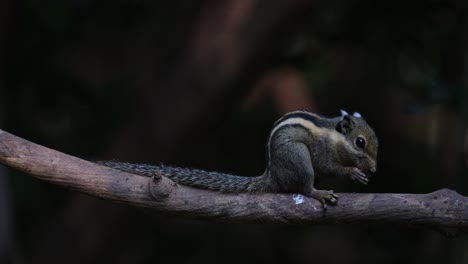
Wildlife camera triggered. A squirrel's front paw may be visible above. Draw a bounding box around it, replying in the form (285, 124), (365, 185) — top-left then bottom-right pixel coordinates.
(309, 189), (338, 209)
(348, 167), (369, 185)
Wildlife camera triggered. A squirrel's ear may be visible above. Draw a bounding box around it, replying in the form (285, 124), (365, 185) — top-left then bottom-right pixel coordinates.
(340, 109), (349, 119)
(336, 115), (355, 134)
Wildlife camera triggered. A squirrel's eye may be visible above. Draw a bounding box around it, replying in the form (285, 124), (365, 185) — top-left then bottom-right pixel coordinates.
(355, 137), (366, 148)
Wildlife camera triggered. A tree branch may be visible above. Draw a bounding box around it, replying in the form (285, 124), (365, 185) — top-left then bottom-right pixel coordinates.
(0, 129), (467, 232)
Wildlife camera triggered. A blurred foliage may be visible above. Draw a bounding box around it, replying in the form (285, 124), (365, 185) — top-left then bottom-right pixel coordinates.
(301, 0), (464, 108)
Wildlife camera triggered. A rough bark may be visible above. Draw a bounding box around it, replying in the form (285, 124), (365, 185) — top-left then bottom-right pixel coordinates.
(0, 128), (467, 233)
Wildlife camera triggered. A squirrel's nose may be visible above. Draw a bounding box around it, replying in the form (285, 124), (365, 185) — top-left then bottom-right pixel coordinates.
(368, 160), (377, 174)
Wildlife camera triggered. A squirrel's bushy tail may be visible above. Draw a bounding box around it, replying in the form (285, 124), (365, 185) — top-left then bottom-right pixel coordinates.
(97, 161), (269, 193)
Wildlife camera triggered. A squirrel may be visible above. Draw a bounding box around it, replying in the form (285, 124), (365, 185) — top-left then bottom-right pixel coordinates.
(98, 110), (378, 207)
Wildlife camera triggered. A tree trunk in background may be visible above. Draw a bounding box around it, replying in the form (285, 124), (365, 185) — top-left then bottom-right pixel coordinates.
(109, 0), (315, 161)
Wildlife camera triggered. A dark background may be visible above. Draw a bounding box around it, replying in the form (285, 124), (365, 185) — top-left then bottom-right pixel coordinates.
(0, 1), (467, 263)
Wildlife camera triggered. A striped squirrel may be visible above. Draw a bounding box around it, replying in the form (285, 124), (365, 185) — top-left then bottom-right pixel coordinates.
(98, 110), (378, 207)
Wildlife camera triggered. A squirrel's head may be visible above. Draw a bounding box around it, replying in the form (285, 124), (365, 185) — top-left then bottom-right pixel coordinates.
(336, 110), (378, 176)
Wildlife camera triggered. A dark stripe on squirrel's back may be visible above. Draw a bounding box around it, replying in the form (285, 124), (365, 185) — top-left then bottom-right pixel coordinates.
(273, 111), (331, 128)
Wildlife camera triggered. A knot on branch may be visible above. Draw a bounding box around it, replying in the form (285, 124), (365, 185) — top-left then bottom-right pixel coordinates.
(431, 188), (462, 199)
(149, 171), (177, 200)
